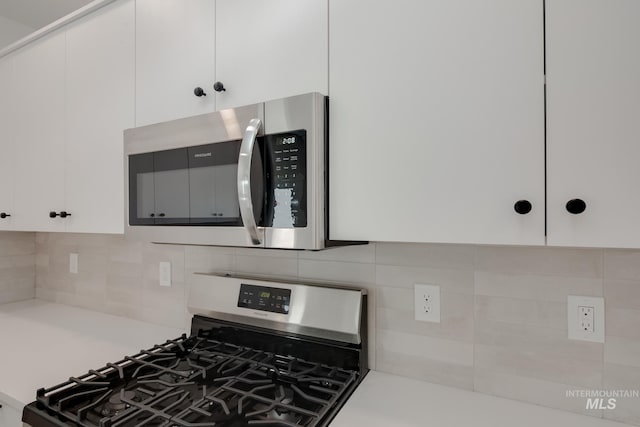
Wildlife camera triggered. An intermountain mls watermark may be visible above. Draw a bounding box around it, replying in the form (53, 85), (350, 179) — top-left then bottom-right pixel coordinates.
(566, 389), (640, 410)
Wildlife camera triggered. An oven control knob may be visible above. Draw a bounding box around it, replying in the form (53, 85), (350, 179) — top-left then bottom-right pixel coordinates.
(0, 212), (10, 219)
(193, 87), (206, 97)
(213, 81), (226, 92)
(566, 198), (586, 215)
(513, 200), (532, 215)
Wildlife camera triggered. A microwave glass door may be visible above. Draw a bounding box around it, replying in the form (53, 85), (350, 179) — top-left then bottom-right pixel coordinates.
(154, 148), (189, 224)
(128, 140), (264, 226)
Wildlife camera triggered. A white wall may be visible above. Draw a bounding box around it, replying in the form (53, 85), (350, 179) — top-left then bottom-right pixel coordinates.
(0, 15), (33, 49)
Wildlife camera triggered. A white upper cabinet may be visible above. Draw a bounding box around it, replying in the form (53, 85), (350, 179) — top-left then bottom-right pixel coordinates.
(12, 32), (66, 232)
(65, 0), (135, 234)
(136, 0), (327, 123)
(329, 0), (545, 245)
(135, 0), (216, 126)
(0, 58), (15, 230)
(546, 0), (640, 248)
(215, 0), (328, 110)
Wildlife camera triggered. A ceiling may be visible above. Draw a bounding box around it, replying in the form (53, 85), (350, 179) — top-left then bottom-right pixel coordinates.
(0, 0), (93, 29)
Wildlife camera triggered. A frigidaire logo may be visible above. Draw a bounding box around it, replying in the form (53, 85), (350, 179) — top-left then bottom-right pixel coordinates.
(194, 152), (212, 158)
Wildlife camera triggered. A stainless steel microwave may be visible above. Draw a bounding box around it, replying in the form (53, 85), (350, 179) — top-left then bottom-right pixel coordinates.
(124, 93), (355, 250)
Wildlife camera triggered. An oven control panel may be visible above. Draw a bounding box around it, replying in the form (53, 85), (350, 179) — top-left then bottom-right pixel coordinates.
(237, 283), (291, 315)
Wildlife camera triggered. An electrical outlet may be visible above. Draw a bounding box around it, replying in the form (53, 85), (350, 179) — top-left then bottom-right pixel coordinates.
(579, 306), (594, 333)
(69, 253), (78, 274)
(159, 262), (171, 287)
(568, 295), (604, 343)
(414, 284), (440, 323)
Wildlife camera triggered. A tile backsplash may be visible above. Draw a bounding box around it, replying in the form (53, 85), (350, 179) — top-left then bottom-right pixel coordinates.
(0, 231), (35, 304)
(15, 232), (640, 425)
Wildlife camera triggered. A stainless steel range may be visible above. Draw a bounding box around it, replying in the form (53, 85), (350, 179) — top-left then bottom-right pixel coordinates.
(22, 273), (368, 427)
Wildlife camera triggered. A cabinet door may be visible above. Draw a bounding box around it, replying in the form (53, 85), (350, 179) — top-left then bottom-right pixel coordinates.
(135, 0), (215, 126)
(0, 58), (15, 230)
(546, 0), (640, 248)
(65, 0), (135, 234)
(329, 0), (545, 245)
(215, 0), (328, 110)
(13, 33), (66, 232)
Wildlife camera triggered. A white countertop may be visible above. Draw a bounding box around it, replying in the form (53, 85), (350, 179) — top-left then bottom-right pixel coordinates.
(331, 371), (633, 427)
(0, 299), (186, 409)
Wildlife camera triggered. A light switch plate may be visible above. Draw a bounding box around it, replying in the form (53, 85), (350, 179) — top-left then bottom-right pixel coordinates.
(568, 295), (605, 343)
(159, 262), (171, 287)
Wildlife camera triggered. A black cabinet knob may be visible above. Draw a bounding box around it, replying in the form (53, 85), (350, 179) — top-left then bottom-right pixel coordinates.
(193, 87), (207, 97)
(0, 212), (10, 219)
(60, 211), (71, 218)
(158, 213), (166, 217)
(566, 198), (586, 214)
(213, 81), (226, 92)
(49, 211), (58, 218)
(149, 213), (155, 218)
(514, 200), (532, 215)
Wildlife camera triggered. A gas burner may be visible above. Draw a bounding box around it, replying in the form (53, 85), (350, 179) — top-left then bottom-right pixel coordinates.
(172, 359), (194, 378)
(276, 386), (294, 406)
(140, 358), (198, 389)
(99, 390), (138, 416)
(268, 385), (298, 424)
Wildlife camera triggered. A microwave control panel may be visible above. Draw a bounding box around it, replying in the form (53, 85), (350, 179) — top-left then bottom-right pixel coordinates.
(266, 130), (307, 228)
(237, 284), (291, 315)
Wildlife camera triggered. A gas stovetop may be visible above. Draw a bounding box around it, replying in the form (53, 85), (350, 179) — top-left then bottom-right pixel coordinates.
(24, 331), (359, 427)
(23, 273), (368, 427)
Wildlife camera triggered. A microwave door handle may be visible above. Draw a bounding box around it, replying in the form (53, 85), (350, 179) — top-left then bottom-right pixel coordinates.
(237, 118), (262, 245)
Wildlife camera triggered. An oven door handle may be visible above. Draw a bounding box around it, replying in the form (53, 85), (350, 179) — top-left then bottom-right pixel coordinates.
(237, 118), (262, 245)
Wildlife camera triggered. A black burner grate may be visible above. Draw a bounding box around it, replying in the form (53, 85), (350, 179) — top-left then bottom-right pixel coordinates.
(28, 333), (358, 427)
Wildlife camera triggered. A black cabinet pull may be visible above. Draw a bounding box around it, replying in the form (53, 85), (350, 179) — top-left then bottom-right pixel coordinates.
(213, 81), (226, 92)
(0, 212), (10, 219)
(149, 213), (155, 218)
(158, 213), (166, 217)
(193, 87), (206, 97)
(566, 198), (586, 214)
(514, 200), (532, 215)
(50, 211), (72, 218)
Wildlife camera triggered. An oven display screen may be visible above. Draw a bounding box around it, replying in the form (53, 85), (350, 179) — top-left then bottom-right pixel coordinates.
(238, 284), (291, 314)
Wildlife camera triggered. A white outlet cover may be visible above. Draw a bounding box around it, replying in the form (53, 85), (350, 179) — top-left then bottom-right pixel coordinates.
(69, 253), (78, 274)
(414, 283), (441, 323)
(159, 262), (171, 287)
(568, 295), (605, 343)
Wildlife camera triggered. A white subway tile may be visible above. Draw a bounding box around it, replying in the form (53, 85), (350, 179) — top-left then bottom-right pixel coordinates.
(376, 242), (475, 270)
(475, 272), (602, 302)
(376, 264), (473, 294)
(299, 259), (374, 285)
(476, 246), (603, 277)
